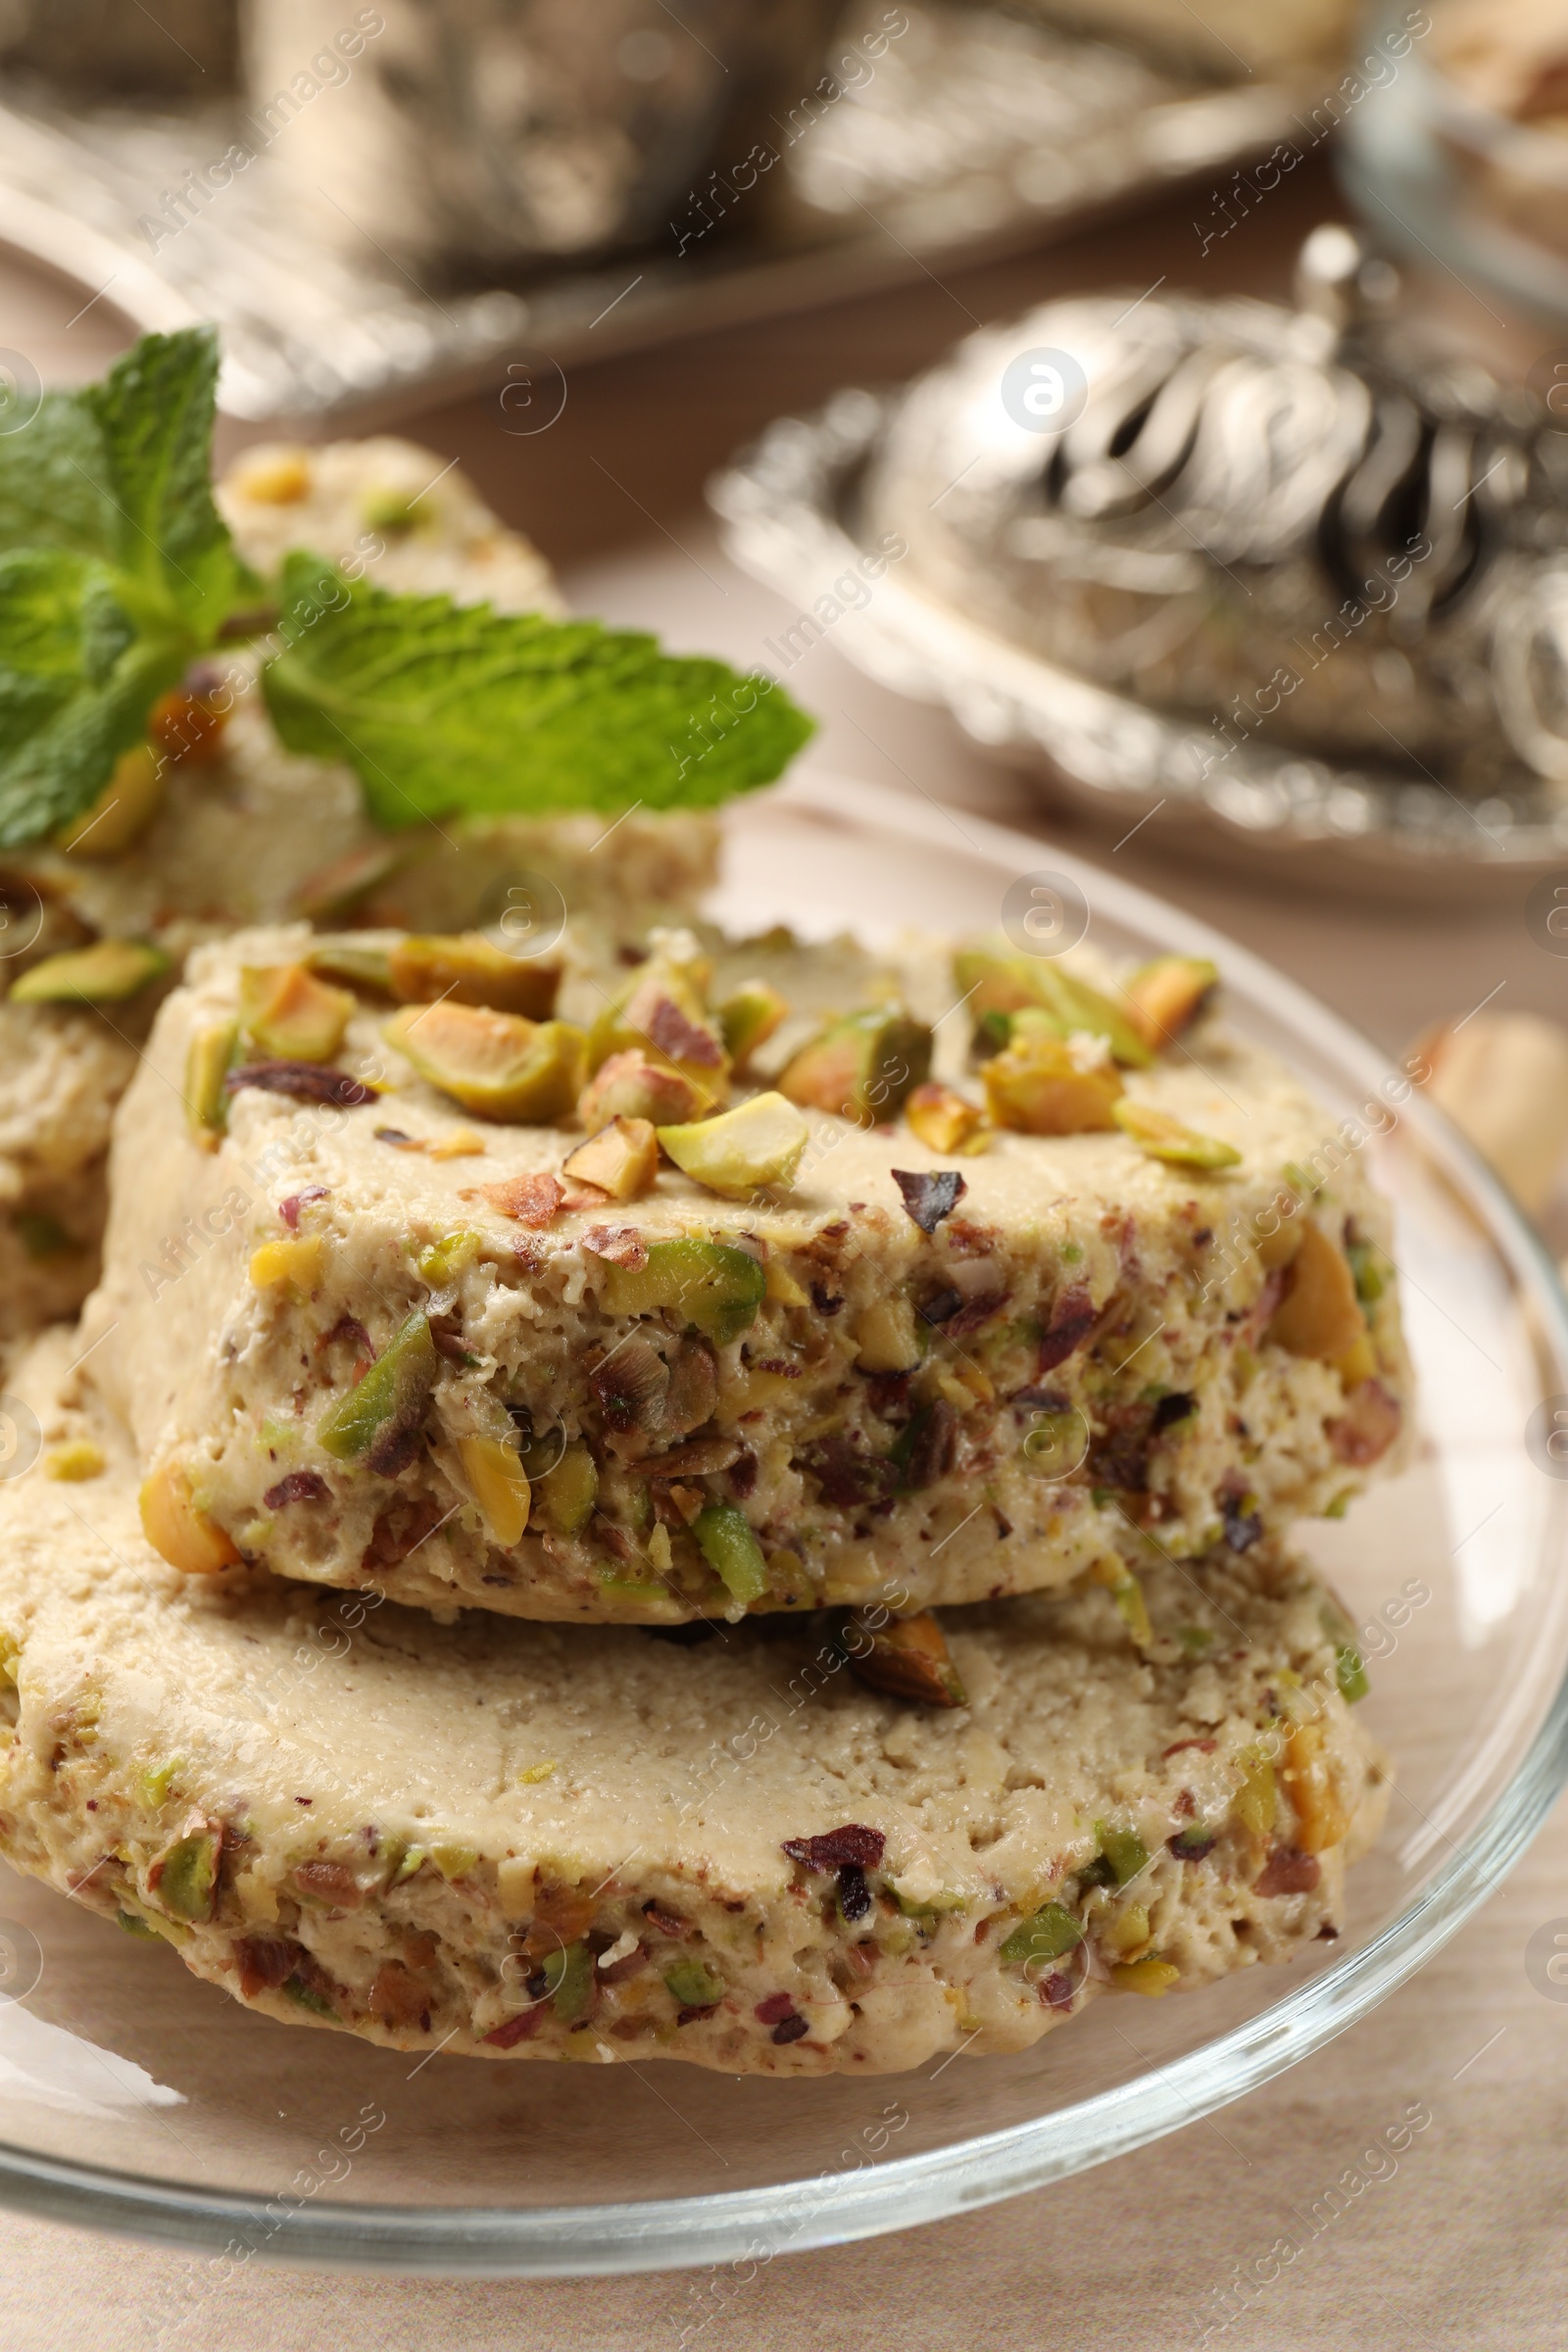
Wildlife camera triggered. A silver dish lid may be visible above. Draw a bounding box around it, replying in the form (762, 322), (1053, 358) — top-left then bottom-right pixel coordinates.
(858, 225), (1568, 808)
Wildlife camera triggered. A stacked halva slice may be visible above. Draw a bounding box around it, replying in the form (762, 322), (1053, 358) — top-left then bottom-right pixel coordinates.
(0, 440), (1405, 2075)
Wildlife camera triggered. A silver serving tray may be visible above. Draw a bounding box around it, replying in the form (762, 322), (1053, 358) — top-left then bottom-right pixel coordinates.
(0, 3), (1304, 426)
(710, 385), (1568, 899)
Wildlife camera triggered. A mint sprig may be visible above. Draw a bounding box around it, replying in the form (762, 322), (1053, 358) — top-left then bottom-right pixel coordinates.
(262, 555), (812, 827)
(0, 327), (812, 850)
(0, 326), (256, 848)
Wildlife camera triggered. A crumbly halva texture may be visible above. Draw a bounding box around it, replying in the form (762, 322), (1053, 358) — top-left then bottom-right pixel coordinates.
(83, 921), (1410, 1624)
(0, 439), (716, 1335)
(0, 1336), (1389, 2076)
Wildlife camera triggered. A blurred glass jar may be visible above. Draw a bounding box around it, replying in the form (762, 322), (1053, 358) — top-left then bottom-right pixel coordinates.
(241, 0), (850, 274)
(0, 0), (239, 95)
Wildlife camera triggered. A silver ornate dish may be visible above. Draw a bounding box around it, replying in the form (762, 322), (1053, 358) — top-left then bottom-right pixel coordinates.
(711, 230), (1568, 896)
(0, 0), (1307, 424)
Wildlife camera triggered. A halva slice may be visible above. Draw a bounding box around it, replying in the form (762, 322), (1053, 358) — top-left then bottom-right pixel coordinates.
(0, 1336), (1389, 2077)
(82, 921), (1410, 1624)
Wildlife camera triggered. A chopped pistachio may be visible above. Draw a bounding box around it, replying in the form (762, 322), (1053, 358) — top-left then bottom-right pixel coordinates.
(1000, 1902), (1083, 1966)
(1233, 1746), (1277, 1839)
(1283, 1718), (1352, 1853)
(317, 1309), (438, 1471)
(44, 1440), (105, 1483)
(249, 1234), (324, 1294)
(846, 1609), (966, 1707)
(564, 1116), (660, 1201)
(953, 942), (1152, 1068)
(389, 932), (563, 1020)
(588, 954), (728, 1105)
(780, 1004), (932, 1123)
(983, 1028), (1123, 1135)
(717, 980), (789, 1069)
(284, 1976), (337, 2017)
(416, 1228), (483, 1284)
(601, 1236), (765, 1346)
(239, 962), (354, 1063)
(12, 939), (169, 1005)
(855, 1295), (920, 1374)
(1122, 955), (1218, 1050)
(56, 743), (166, 856)
(1112, 1098), (1241, 1171)
(1083, 1823), (1150, 1887)
(297, 841), (409, 925)
(518, 1760), (557, 1786)
(306, 939), (395, 994)
(543, 1939), (597, 2022)
(657, 1093), (808, 1198)
(692, 1501), (768, 1605)
(531, 1438), (598, 1537)
(663, 1956), (724, 2009)
(578, 1051), (706, 1131)
(904, 1081), (986, 1154)
(386, 1003), (586, 1125)
(153, 1828), (220, 1921)
(139, 1459), (240, 1575)
(1346, 1238), (1385, 1306)
(1334, 1642), (1370, 1703)
(459, 1433), (530, 1545)
(233, 446), (311, 503)
(117, 1908), (159, 1938)
(1266, 1221), (1366, 1362)
(1105, 1901), (1152, 1956)
(429, 1842), (479, 1882)
(1110, 1955), (1180, 1996)
(184, 1020), (240, 1148)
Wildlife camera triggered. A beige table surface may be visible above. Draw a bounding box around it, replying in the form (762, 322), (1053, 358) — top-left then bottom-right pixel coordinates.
(2, 156), (1567, 2347)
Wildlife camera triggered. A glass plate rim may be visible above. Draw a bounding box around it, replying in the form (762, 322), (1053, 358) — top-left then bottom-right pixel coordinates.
(3, 771), (1565, 2278)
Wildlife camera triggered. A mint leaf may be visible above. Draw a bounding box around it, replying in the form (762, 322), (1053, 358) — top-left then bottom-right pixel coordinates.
(0, 549), (191, 848)
(79, 328), (252, 633)
(0, 394), (119, 564)
(261, 555), (813, 827)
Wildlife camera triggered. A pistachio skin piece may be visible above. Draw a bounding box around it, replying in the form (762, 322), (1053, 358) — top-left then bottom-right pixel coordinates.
(389, 932), (563, 1020)
(318, 1309), (438, 1474)
(11, 939), (170, 1004)
(779, 1004), (932, 1123)
(600, 1237), (766, 1347)
(386, 1003), (587, 1125)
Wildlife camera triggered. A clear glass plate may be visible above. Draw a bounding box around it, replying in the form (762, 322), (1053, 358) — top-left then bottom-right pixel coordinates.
(1, 771), (1564, 2278)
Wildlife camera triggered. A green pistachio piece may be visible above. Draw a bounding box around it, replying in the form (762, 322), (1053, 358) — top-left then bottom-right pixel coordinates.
(663, 1956), (724, 2009)
(600, 1236), (765, 1347)
(154, 1829), (220, 1921)
(239, 961), (355, 1062)
(1112, 1098), (1241, 1171)
(1000, 1902), (1083, 1966)
(543, 1939), (596, 2022)
(294, 841), (411, 924)
(14, 1210), (71, 1259)
(718, 980), (789, 1067)
(1346, 1238), (1385, 1306)
(184, 1019), (239, 1145)
(587, 953), (728, 1103)
(954, 942), (1152, 1068)
(779, 1004), (932, 1123)
(11, 939), (170, 1005)
(692, 1501), (768, 1605)
(529, 1436), (599, 1537)
(318, 1309), (438, 1473)
(657, 1092), (808, 1198)
(117, 1909), (159, 1938)
(386, 1002), (586, 1124)
(284, 1975), (337, 2017)
(389, 932), (562, 1019)
(307, 939), (395, 994)
(1081, 1823), (1150, 1888)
